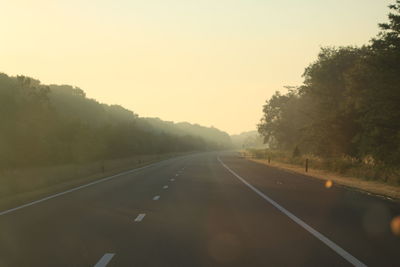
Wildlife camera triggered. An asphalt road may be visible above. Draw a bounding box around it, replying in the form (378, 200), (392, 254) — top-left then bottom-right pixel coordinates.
(0, 152), (399, 267)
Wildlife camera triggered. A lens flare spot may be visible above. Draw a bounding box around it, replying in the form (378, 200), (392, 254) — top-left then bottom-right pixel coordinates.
(325, 180), (333, 188)
(391, 216), (400, 236)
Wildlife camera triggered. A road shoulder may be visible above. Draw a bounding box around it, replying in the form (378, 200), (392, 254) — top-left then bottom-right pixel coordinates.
(247, 157), (400, 201)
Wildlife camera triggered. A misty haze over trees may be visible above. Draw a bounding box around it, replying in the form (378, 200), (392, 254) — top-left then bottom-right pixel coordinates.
(230, 131), (264, 149)
(141, 118), (231, 148)
(258, 2), (400, 169)
(0, 74), (232, 170)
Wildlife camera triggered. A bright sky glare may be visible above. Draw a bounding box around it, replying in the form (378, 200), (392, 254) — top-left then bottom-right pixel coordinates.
(0, 0), (391, 134)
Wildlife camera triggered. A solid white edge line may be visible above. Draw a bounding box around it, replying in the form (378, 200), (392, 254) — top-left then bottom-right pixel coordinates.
(0, 160), (166, 216)
(217, 157), (367, 267)
(94, 253), (115, 267)
(134, 213), (146, 222)
(153, 195), (160, 200)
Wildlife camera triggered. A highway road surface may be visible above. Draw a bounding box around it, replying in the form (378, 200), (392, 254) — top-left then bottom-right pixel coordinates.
(0, 152), (399, 266)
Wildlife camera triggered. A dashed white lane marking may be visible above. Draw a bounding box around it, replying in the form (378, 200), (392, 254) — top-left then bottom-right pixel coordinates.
(163, 185), (169, 189)
(153, 195), (160, 200)
(134, 213), (146, 222)
(0, 162), (158, 216)
(175, 174), (179, 176)
(217, 157), (367, 267)
(170, 178), (175, 182)
(94, 253), (115, 267)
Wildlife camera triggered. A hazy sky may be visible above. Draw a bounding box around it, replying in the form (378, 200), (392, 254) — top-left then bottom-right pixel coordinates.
(0, 0), (391, 134)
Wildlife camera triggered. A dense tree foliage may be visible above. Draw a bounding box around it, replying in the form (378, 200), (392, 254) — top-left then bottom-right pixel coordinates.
(0, 74), (231, 169)
(141, 118), (231, 149)
(258, 1), (400, 167)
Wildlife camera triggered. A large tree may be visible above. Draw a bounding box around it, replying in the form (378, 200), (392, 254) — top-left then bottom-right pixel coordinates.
(258, 1), (400, 166)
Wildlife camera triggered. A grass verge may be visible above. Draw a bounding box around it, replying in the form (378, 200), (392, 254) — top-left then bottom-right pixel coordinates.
(0, 153), (188, 211)
(243, 149), (400, 201)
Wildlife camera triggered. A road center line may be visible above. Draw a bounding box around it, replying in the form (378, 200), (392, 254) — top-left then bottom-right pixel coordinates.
(163, 185), (169, 189)
(134, 213), (146, 222)
(0, 161), (162, 216)
(94, 253), (115, 267)
(217, 157), (366, 267)
(153, 195), (160, 200)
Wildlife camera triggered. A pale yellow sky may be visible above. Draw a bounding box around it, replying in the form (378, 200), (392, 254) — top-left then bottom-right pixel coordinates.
(0, 0), (391, 134)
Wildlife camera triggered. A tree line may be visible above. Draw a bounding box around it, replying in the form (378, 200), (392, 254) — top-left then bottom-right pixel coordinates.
(0, 74), (231, 170)
(258, 1), (400, 168)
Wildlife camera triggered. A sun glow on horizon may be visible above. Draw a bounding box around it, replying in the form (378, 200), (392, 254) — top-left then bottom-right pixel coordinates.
(0, 0), (390, 134)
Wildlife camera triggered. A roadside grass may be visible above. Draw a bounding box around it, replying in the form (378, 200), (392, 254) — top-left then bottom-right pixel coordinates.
(243, 149), (400, 200)
(0, 153), (186, 211)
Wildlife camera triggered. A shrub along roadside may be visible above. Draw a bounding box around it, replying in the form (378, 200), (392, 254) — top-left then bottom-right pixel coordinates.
(245, 149), (400, 186)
